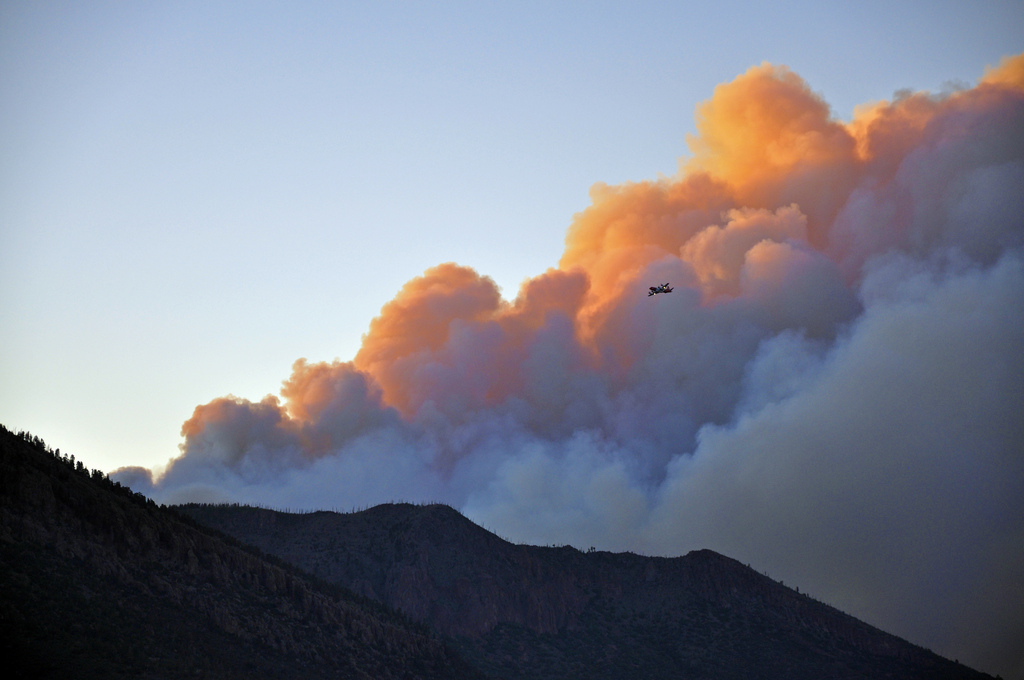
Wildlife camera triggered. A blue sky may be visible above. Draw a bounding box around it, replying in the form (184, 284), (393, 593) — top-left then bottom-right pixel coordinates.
(2, 0), (1021, 473)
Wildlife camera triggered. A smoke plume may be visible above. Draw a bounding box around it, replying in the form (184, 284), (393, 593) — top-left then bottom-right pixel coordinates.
(115, 55), (1024, 678)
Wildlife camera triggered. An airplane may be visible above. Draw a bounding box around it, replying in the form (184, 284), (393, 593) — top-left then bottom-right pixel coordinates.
(648, 282), (673, 296)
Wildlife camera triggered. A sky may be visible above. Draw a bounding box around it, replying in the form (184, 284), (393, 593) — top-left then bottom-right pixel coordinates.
(2, 1), (1023, 677)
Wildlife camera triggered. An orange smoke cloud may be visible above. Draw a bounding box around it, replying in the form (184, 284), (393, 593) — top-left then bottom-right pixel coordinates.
(171, 52), (1024, 440)
(178, 394), (297, 468)
(131, 54), (1024, 677)
(684, 62), (858, 230)
(558, 174), (729, 339)
(170, 52), (1024, 436)
(352, 263), (505, 416)
(562, 53), (1024, 335)
(558, 63), (864, 342)
(353, 263), (591, 419)
(982, 53), (1024, 88)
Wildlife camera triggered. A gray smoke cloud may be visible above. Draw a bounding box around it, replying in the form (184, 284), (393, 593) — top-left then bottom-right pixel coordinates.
(114, 56), (1024, 677)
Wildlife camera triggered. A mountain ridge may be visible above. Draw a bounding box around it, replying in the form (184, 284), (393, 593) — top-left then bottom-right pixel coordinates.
(178, 501), (994, 680)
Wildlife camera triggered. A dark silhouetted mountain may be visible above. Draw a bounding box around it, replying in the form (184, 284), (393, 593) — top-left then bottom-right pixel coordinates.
(178, 501), (995, 680)
(0, 426), (485, 680)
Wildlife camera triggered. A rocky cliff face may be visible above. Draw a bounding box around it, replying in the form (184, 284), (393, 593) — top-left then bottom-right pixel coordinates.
(179, 502), (995, 680)
(0, 427), (483, 680)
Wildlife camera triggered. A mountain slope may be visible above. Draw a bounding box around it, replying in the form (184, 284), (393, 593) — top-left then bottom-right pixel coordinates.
(178, 502), (995, 680)
(0, 426), (485, 680)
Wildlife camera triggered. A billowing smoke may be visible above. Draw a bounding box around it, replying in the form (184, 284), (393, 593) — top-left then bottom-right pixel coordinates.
(115, 55), (1024, 677)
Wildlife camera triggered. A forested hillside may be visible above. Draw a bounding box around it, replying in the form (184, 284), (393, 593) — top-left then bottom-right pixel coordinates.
(0, 425), (484, 680)
(180, 502), (995, 680)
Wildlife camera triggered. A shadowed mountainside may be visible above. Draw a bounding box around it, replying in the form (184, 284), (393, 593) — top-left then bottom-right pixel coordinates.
(0, 426), (485, 680)
(178, 502), (995, 680)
